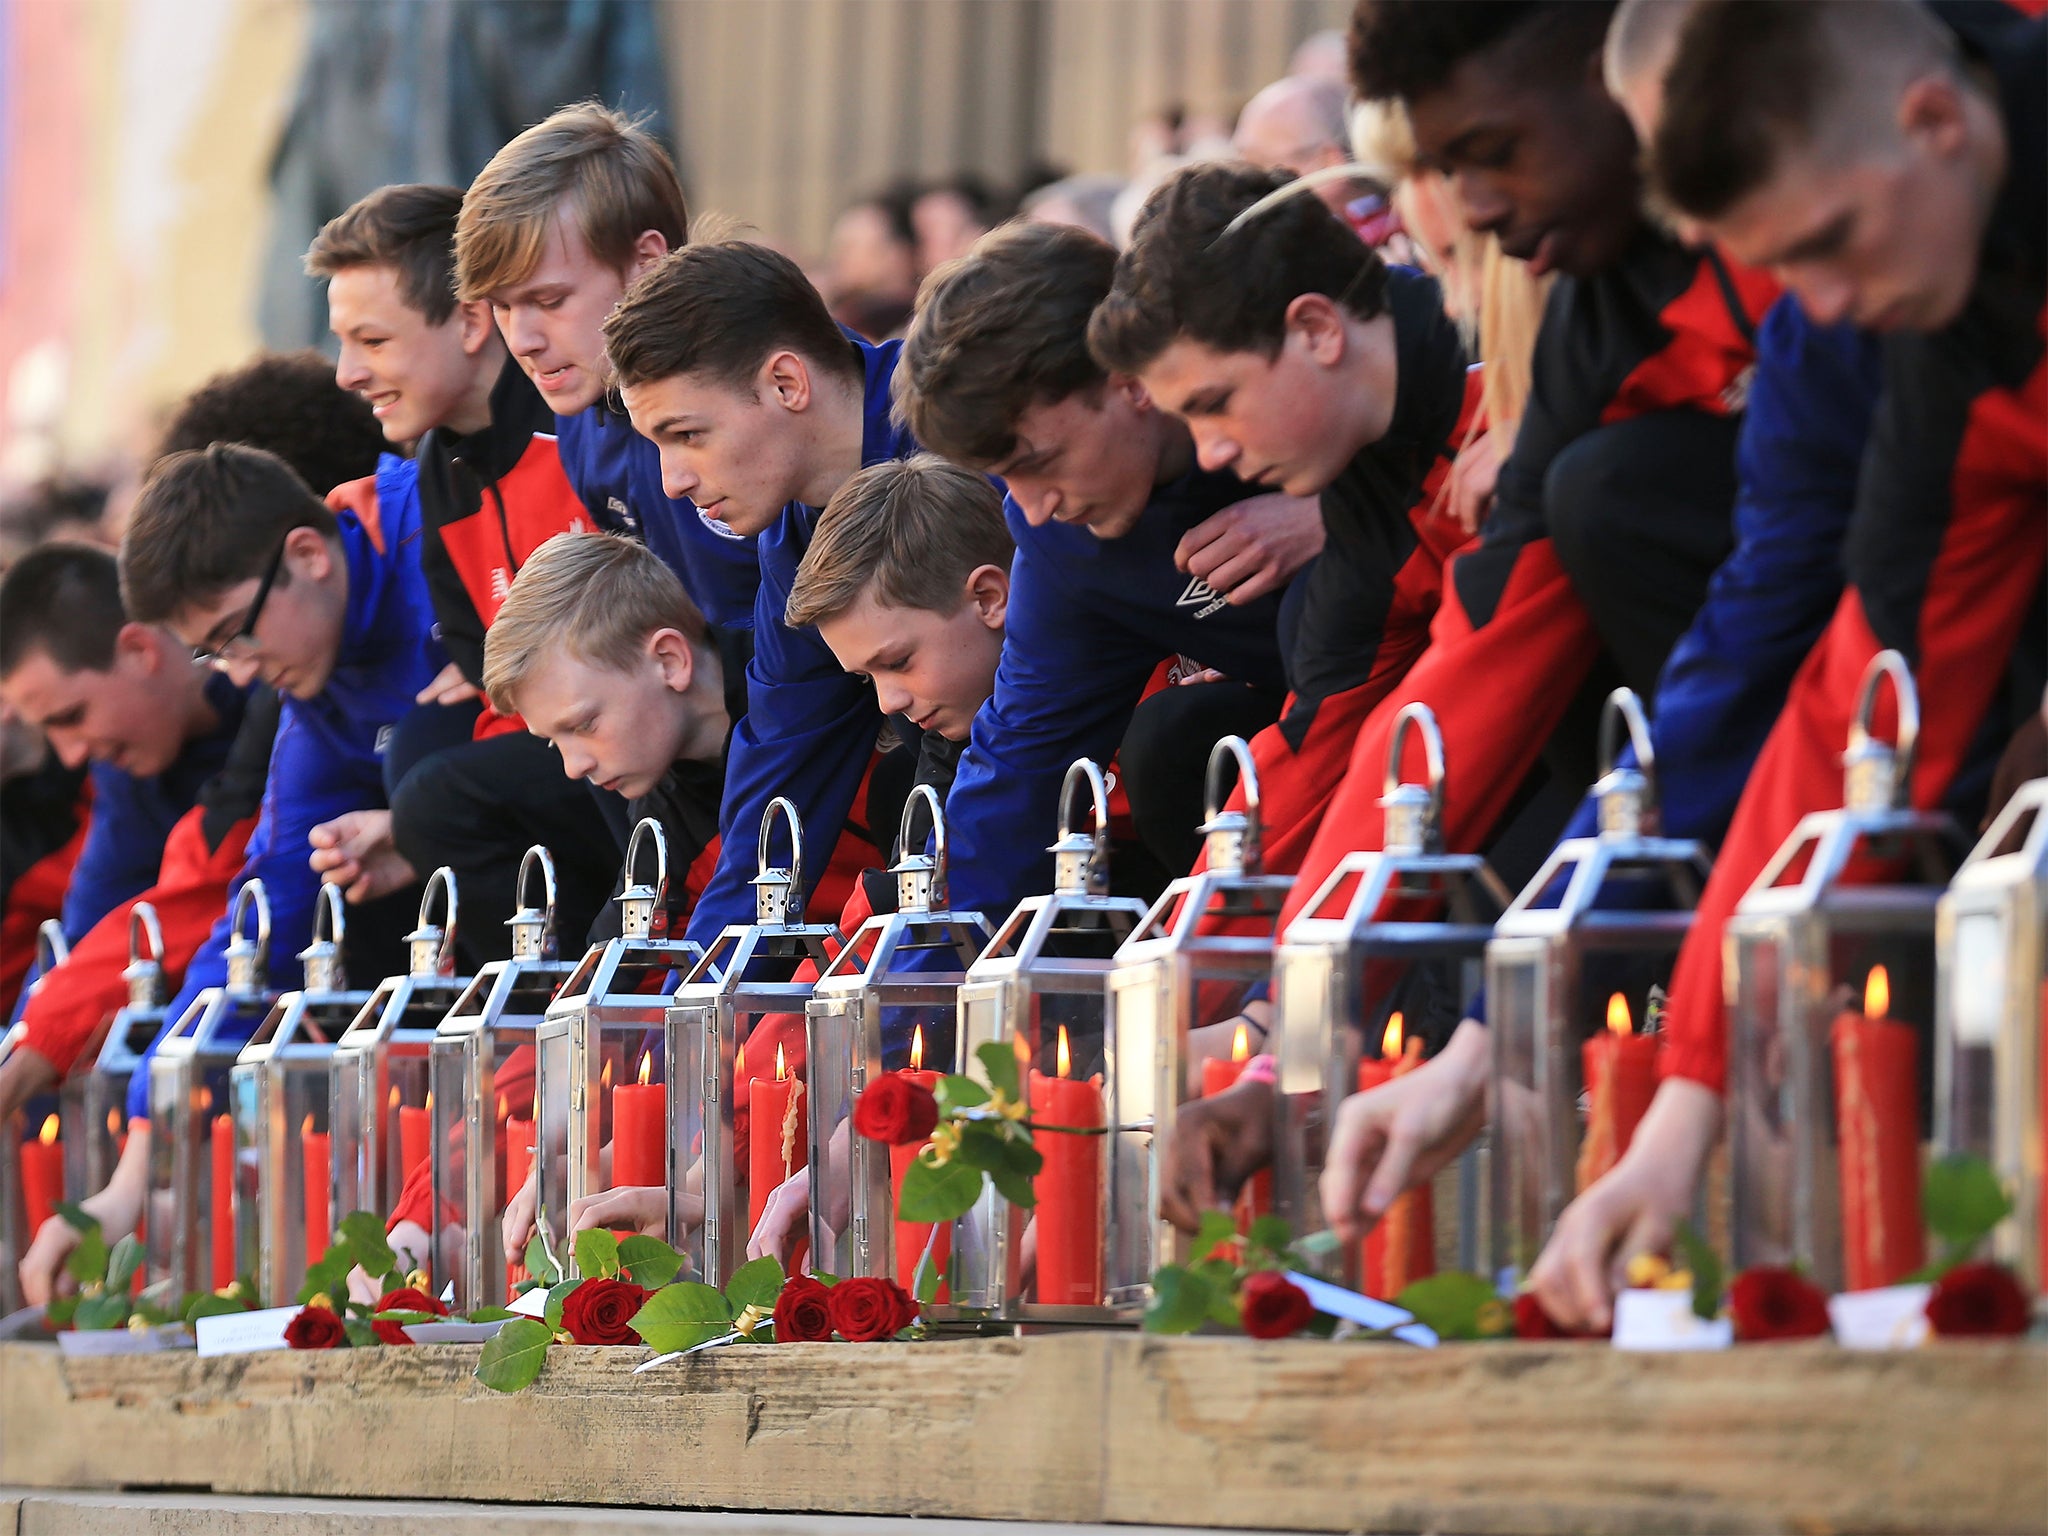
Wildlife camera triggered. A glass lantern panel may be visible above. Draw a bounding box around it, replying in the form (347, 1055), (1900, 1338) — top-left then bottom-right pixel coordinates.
(1729, 926), (1794, 1271)
(1012, 973), (1112, 1310)
(532, 1019), (574, 1267)
(230, 1062), (263, 1286)
(803, 993), (862, 1280)
(1943, 905), (2009, 1159)
(1486, 940), (1546, 1281)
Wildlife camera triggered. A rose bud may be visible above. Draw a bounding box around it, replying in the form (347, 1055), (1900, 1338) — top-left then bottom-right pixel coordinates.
(852, 1072), (941, 1147)
(1926, 1262), (2032, 1338)
(560, 1277), (654, 1346)
(1239, 1271), (1315, 1339)
(773, 1276), (834, 1343)
(1729, 1267), (1830, 1342)
(284, 1304), (348, 1350)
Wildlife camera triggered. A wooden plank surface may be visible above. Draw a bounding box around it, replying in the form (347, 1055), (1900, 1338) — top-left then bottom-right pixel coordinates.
(1, 1337), (2042, 1536)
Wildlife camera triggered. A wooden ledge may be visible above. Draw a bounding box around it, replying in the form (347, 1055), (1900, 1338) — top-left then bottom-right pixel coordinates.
(1, 1336), (2041, 1536)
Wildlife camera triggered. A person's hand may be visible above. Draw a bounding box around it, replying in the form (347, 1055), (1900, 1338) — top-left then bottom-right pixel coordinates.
(1442, 425), (1505, 535)
(0, 1044), (58, 1125)
(22, 1123), (150, 1304)
(1159, 1077), (1276, 1233)
(308, 809), (417, 904)
(1174, 493), (1325, 606)
(1984, 698), (2048, 831)
(1528, 1077), (1721, 1333)
(501, 1164), (538, 1262)
(18, 1212), (85, 1306)
(416, 662), (481, 707)
(568, 1185), (673, 1237)
(747, 1168), (811, 1269)
(1321, 1019), (1490, 1244)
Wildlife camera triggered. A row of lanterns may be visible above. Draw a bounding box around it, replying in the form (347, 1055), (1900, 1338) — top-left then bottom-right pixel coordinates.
(0, 649), (2040, 1322)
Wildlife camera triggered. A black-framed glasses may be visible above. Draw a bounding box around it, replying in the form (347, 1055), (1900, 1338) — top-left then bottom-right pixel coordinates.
(192, 534), (290, 667)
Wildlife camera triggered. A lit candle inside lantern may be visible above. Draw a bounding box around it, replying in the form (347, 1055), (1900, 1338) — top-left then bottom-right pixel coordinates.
(748, 1042), (806, 1231)
(396, 1088), (431, 1193)
(302, 1112), (331, 1262)
(1029, 1024), (1105, 1306)
(1199, 1023), (1270, 1227)
(890, 1024), (952, 1298)
(19, 1114), (61, 1238)
(210, 1109), (235, 1288)
(611, 1051), (667, 1189)
(1832, 966), (1925, 1289)
(1357, 1014), (1434, 1297)
(1577, 992), (1660, 1191)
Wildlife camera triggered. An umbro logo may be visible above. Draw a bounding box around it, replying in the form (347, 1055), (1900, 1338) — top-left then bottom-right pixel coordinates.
(606, 495), (639, 532)
(1176, 577), (1228, 620)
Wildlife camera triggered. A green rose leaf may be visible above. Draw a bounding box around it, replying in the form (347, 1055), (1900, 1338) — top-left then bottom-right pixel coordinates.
(72, 1293), (129, 1332)
(1193, 1208), (1239, 1266)
(618, 1234), (684, 1289)
(897, 1153), (984, 1224)
(337, 1211), (395, 1280)
(66, 1223), (109, 1288)
(996, 1128), (1044, 1180)
(370, 1308), (445, 1326)
(1143, 1264), (1215, 1334)
(463, 1306), (520, 1323)
(476, 1316), (553, 1392)
(1925, 1152), (2012, 1255)
(573, 1226), (621, 1281)
(725, 1254), (785, 1313)
(341, 1317), (378, 1348)
(976, 1040), (1022, 1104)
(1395, 1271), (1499, 1341)
(106, 1235), (145, 1294)
(1672, 1217), (1724, 1321)
(630, 1280), (734, 1353)
(183, 1294), (247, 1324)
(934, 1074), (989, 1114)
(542, 1279), (582, 1332)
(44, 1295), (80, 1329)
(523, 1231), (561, 1287)
(1245, 1214), (1293, 1264)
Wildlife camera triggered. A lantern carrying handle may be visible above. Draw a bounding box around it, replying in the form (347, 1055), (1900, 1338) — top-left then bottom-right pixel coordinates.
(1380, 702), (1446, 851)
(511, 845), (559, 956)
(229, 880), (271, 969)
(311, 882), (346, 949)
(1200, 734), (1263, 871)
(128, 901), (166, 969)
(411, 866), (459, 974)
(1057, 759), (1112, 846)
(1847, 650), (1918, 809)
(1050, 759), (1113, 894)
(1597, 688), (1656, 787)
(898, 782), (950, 906)
(757, 796), (805, 898)
(625, 817), (670, 904)
(34, 919), (69, 974)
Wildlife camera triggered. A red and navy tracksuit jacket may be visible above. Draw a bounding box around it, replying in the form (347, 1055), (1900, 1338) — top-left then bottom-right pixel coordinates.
(1660, 3), (2047, 1093)
(0, 757), (89, 1016)
(1279, 227), (1779, 931)
(416, 356), (593, 731)
(127, 455), (446, 1120)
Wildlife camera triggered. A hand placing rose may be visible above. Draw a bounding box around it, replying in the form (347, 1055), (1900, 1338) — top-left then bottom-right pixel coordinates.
(852, 1072), (940, 1146)
(284, 1304), (348, 1350)
(773, 1275), (833, 1342)
(560, 1276), (652, 1346)
(826, 1276), (915, 1342)
(1238, 1271), (1314, 1339)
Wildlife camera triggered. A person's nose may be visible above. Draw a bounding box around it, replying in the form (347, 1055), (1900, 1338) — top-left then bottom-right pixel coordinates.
(334, 342), (372, 394)
(1792, 268), (1857, 328)
(1011, 479), (1061, 527)
(50, 731), (89, 770)
(1190, 422), (1241, 474)
(1453, 172), (1512, 237)
(223, 655), (263, 690)
(660, 448), (701, 501)
(873, 677), (914, 718)
(504, 307), (546, 357)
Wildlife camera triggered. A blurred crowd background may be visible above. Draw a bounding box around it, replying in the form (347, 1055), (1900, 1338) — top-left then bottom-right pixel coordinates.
(0, 0), (1352, 557)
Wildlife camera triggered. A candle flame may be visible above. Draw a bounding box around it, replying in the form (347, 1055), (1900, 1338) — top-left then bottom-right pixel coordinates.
(423, 1090), (433, 1115)
(1865, 966), (1889, 1019)
(107, 1109), (122, 1136)
(38, 1114), (58, 1147)
(638, 1051), (652, 1087)
(1607, 993), (1632, 1037)
(735, 1043), (745, 1079)
(601, 1058), (613, 1091)
(774, 1041), (788, 1082)
(1382, 1012), (1404, 1058)
(1231, 1022), (1250, 1063)
(1057, 1024), (1072, 1080)
(496, 1093), (507, 1121)
(302, 1113), (315, 1138)
(910, 1024), (924, 1072)
(388, 1085), (400, 1112)
(196, 1086), (213, 1113)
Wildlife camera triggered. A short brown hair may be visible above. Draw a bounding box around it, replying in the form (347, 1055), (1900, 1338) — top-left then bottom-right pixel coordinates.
(1088, 161), (1387, 377)
(481, 532), (709, 715)
(0, 544), (127, 677)
(156, 351), (384, 498)
(119, 445), (338, 624)
(603, 239), (861, 394)
(898, 222), (1116, 467)
(456, 103), (688, 301)
(785, 454), (1011, 629)
(305, 183), (465, 326)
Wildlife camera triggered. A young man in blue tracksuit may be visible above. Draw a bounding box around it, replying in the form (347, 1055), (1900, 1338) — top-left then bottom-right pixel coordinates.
(17, 443), (443, 1302)
(599, 239), (919, 948)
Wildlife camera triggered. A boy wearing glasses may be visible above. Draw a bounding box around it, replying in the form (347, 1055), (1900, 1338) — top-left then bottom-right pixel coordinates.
(17, 441), (443, 1303)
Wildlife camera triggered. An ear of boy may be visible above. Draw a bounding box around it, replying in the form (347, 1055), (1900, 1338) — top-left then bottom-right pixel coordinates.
(965, 563), (1009, 631)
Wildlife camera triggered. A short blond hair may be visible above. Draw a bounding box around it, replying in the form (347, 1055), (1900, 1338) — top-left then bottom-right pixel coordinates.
(785, 454), (1011, 630)
(482, 532), (708, 715)
(455, 103), (689, 301)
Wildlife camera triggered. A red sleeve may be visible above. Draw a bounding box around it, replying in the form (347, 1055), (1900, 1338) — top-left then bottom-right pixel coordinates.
(19, 804), (255, 1077)
(0, 813), (91, 1016)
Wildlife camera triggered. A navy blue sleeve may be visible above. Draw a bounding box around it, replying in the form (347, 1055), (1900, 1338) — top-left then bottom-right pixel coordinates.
(59, 765), (167, 941)
(943, 519), (1170, 920)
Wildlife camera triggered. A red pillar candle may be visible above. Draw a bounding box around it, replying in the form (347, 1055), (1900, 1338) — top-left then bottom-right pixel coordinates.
(399, 1098), (432, 1189)
(748, 1043), (806, 1231)
(1357, 1016), (1435, 1297)
(1030, 1025), (1105, 1306)
(504, 1115), (536, 1291)
(1831, 966), (1926, 1290)
(210, 1111), (235, 1289)
(19, 1115), (61, 1238)
(1578, 992), (1660, 1191)
(611, 1051), (667, 1190)
(887, 1025), (952, 1298)
(302, 1116), (331, 1263)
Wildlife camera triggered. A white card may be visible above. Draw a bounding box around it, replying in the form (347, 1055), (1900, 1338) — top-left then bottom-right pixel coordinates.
(1611, 1287), (1734, 1351)
(401, 1319), (508, 1344)
(1827, 1284), (1930, 1350)
(506, 1287), (550, 1317)
(195, 1304), (301, 1357)
(1282, 1269), (1439, 1347)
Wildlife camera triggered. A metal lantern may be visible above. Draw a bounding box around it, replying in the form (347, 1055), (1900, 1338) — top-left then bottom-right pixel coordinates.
(145, 881), (275, 1292)
(1274, 704), (1512, 1282)
(667, 798), (840, 1288)
(1724, 654), (1964, 1292)
(535, 820), (704, 1268)
(1109, 735), (1293, 1307)
(1937, 776), (2048, 1292)
(948, 759), (1150, 1323)
(64, 904), (167, 1197)
(0, 1022), (39, 1314)
(330, 868), (467, 1233)
(806, 785), (993, 1284)
(430, 846), (577, 1310)
(1487, 690), (1712, 1282)
(228, 887), (369, 1304)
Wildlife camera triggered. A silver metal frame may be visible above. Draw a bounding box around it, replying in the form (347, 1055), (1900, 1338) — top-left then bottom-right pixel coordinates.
(64, 903), (168, 1198)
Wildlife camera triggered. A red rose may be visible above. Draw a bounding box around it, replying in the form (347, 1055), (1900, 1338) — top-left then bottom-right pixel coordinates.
(560, 1276), (653, 1346)
(284, 1304), (348, 1350)
(891, 1279), (921, 1333)
(1729, 1267), (1830, 1342)
(1239, 1271), (1315, 1339)
(1926, 1262), (2031, 1337)
(370, 1285), (451, 1346)
(827, 1276), (911, 1341)
(773, 1275), (834, 1342)
(852, 1072), (940, 1146)
(1513, 1292), (1568, 1339)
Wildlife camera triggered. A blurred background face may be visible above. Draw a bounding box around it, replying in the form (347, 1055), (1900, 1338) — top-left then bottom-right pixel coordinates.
(515, 647), (690, 799)
(328, 264), (479, 443)
(0, 632), (190, 775)
(1232, 75), (1355, 221)
(827, 202), (918, 302)
(620, 366), (806, 536)
(994, 383), (1167, 539)
(815, 585), (1003, 741)
(486, 208), (639, 416)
